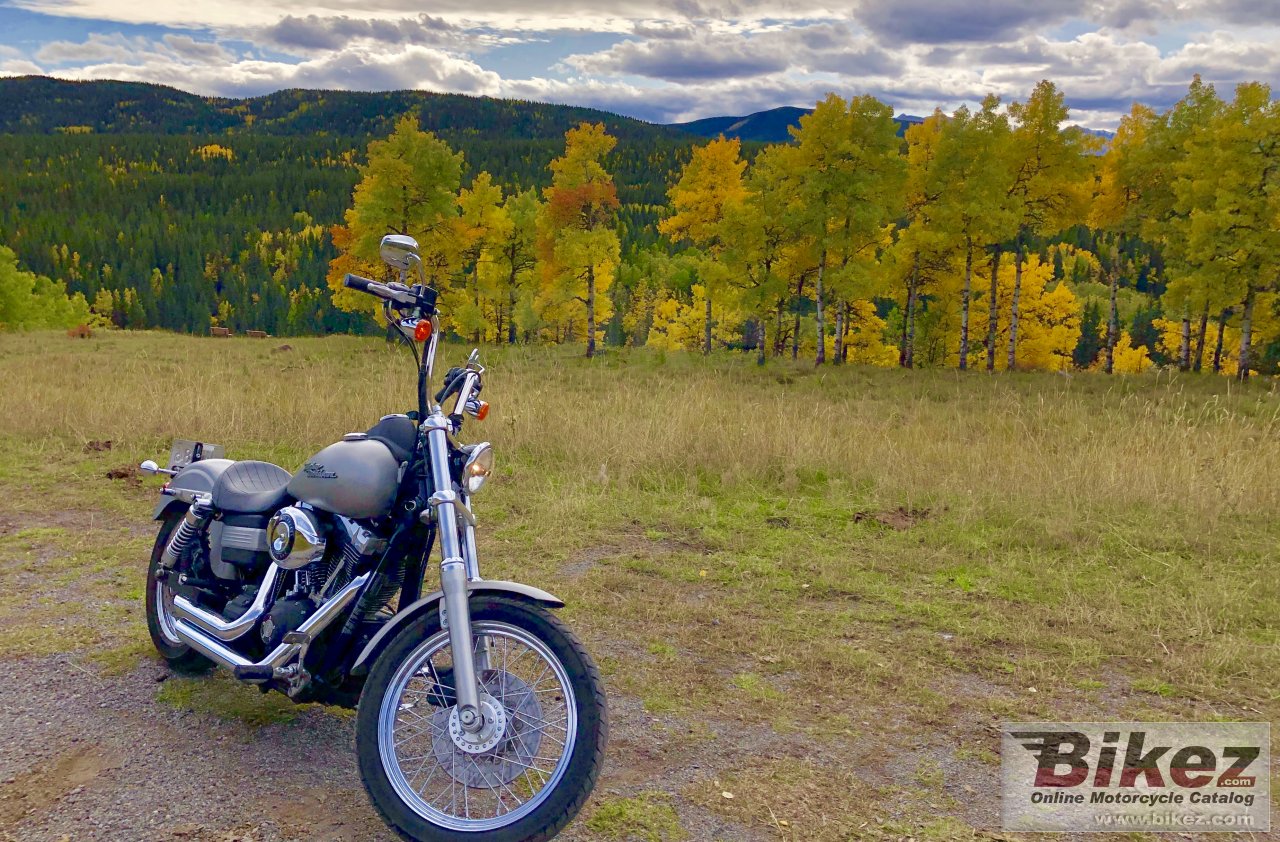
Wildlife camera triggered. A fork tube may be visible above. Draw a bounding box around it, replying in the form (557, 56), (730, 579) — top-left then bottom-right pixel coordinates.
(422, 412), (482, 731)
(461, 497), (480, 581)
(459, 495), (492, 672)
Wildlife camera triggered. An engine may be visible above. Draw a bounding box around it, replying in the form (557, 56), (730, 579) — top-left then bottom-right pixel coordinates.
(256, 513), (389, 648)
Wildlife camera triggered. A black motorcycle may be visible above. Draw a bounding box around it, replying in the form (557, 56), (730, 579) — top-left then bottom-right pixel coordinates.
(141, 234), (606, 842)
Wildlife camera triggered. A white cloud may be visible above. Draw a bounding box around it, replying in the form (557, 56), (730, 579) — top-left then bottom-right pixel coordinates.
(38, 41), (500, 98)
(0, 59), (44, 76)
(564, 23), (898, 83)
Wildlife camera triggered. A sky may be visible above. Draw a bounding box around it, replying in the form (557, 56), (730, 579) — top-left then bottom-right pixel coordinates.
(1, 1), (1278, 128)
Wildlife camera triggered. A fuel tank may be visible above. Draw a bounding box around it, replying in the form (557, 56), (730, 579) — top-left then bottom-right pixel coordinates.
(286, 436), (400, 519)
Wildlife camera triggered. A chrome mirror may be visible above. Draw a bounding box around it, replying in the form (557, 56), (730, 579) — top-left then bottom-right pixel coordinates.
(380, 234), (420, 272)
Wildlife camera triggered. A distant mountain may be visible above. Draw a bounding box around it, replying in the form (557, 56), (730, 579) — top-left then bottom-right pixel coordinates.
(667, 106), (812, 143)
(667, 106), (925, 143)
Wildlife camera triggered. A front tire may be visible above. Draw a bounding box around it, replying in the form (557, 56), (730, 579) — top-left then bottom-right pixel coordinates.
(357, 596), (607, 842)
(145, 510), (213, 674)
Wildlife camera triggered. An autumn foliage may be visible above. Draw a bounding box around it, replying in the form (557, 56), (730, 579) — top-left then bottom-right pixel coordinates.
(323, 78), (1280, 378)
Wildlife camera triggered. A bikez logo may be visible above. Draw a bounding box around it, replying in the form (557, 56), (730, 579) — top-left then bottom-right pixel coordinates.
(302, 462), (338, 479)
(1000, 722), (1270, 832)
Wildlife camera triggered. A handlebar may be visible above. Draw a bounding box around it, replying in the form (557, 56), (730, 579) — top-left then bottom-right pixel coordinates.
(343, 273), (420, 307)
(434, 366), (482, 424)
(343, 273), (375, 293)
(453, 371), (480, 418)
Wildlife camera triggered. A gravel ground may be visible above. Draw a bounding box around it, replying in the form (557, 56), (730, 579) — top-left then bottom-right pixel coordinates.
(0, 654), (764, 842)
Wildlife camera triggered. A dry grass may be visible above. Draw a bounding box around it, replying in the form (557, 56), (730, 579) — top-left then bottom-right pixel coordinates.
(1, 330), (1278, 838)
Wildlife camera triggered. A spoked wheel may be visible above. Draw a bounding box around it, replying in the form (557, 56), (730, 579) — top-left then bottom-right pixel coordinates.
(357, 596), (607, 842)
(144, 511), (212, 673)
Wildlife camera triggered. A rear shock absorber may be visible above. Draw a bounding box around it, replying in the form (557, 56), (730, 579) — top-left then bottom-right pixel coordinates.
(161, 495), (214, 569)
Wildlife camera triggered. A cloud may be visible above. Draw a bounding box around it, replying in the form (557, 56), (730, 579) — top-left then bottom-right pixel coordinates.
(1191, 0), (1280, 25)
(39, 41), (500, 98)
(253, 14), (494, 54)
(0, 59), (44, 76)
(162, 34), (235, 63)
(564, 23), (898, 83)
(852, 0), (1086, 44)
(1156, 30), (1280, 83)
(5, 1), (1280, 132)
(36, 33), (145, 64)
(563, 34), (789, 82)
(7, 0), (841, 31)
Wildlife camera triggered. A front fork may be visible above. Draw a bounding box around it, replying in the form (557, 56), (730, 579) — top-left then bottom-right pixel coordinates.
(422, 413), (486, 733)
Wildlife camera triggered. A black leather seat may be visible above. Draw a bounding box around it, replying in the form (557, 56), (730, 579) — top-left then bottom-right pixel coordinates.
(211, 460), (292, 513)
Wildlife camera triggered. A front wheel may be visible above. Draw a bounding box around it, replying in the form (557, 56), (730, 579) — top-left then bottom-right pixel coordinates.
(357, 596), (607, 842)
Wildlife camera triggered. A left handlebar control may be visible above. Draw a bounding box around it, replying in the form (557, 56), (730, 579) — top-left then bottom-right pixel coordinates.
(344, 273), (375, 293)
(344, 274), (417, 306)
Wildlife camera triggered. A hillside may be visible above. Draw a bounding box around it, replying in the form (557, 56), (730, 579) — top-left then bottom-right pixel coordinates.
(0, 75), (688, 144)
(0, 77), (702, 335)
(668, 105), (925, 142)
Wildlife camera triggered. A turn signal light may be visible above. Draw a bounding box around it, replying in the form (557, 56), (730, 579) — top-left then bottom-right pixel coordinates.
(473, 401), (490, 421)
(414, 319), (432, 341)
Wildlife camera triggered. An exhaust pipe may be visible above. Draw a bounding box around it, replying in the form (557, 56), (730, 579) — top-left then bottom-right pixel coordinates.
(173, 573), (370, 682)
(172, 564), (282, 642)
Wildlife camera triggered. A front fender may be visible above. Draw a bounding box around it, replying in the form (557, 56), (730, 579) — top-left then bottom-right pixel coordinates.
(151, 458), (235, 519)
(349, 580), (564, 677)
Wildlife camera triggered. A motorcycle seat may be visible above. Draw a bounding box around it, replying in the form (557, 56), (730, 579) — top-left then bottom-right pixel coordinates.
(211, 460), (293, 513)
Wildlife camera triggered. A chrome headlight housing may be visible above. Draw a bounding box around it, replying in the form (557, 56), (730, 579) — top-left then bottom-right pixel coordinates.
(461, 442), (494, 494)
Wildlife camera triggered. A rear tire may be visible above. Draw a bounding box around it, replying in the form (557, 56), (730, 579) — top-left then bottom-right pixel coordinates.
(356, 595), (607, 842)
(145, 510), (213, 674)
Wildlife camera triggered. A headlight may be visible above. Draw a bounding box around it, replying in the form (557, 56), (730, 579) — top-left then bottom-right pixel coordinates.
(462, 443), (494, 494)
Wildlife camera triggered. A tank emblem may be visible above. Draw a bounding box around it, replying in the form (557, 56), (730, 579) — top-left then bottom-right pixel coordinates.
(302, 462), (338, 479)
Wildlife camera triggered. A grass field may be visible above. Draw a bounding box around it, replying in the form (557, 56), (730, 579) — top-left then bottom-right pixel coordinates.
(0, 330), (1277, 840)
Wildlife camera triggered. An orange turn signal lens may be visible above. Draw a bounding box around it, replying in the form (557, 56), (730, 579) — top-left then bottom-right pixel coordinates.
(413, 319), (433, 341)
(473, 400), (490, 421)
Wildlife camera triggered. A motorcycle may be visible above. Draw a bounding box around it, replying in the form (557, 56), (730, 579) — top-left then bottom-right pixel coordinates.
(140, 233), (607, 842)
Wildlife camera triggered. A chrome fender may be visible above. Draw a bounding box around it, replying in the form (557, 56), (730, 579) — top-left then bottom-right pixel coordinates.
(150, 458), (235, 519)
(349, 580), (564, 677)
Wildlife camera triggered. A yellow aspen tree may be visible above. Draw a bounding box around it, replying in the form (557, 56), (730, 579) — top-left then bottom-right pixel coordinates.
(1089, 104), (1156, 373)
(790, 94), (905, 365)
(538, 123), (620, 358)
(327, 116), (463, 314)
(932, 95), (1016, 370)
(1178, 82), (1280, 381)
(659, 136), (748, 354)
(1004, 81), (1094, 370)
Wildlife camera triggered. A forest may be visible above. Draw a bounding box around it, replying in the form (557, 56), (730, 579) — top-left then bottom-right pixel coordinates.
(1, 75), (1277, 377)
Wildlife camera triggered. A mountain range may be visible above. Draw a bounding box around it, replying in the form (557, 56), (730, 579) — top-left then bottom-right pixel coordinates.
(670, 107), (926, 143)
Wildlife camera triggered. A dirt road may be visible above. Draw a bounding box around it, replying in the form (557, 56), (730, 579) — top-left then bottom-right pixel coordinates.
(0, 651), (775, 842)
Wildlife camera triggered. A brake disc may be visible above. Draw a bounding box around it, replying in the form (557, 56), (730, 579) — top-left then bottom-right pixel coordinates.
(431, 671), (545, 787)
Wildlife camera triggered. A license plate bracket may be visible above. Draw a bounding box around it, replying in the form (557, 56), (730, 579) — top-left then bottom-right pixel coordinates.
(168, 439), (225, 472)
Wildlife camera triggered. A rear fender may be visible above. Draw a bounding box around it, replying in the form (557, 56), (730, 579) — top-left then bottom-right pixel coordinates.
(349, 581), (564, 677)
(151, 458), (235, 520)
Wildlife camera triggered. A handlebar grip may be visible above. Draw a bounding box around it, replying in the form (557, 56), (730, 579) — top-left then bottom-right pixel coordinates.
(344, 274), (375, 293)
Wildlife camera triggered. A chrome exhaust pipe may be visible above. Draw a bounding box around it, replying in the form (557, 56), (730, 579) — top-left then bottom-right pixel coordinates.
(172, 564), (282, 642)
(174, 618), (254, 669)
(172, 573), (371, 682)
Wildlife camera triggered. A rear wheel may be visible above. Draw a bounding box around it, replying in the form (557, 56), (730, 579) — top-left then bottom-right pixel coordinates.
(145, 510), (213, 674)
(357, 596), (607, 842)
